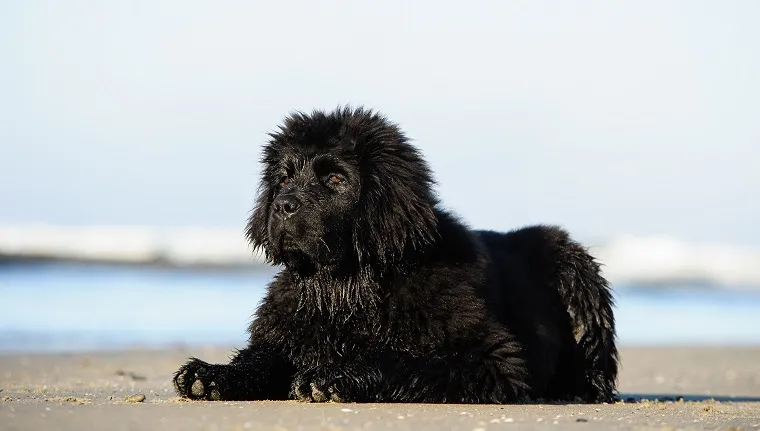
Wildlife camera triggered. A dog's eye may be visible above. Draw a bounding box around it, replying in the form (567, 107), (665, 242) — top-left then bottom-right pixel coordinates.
(328, 175), (343, 185)
(281, 177), (291, 185)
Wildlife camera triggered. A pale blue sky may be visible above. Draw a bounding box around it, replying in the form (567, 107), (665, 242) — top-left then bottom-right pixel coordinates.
(1, 1), (758, 245)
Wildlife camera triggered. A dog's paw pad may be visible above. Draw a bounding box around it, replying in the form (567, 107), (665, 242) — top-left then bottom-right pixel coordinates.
(209, 389), (221, 401)
(327, 386), (345, 402)
(310, 383), (329, 403)
(175, 370), (187, 388)
(190, 379), (205, 397)
(293, 383), (308, 401)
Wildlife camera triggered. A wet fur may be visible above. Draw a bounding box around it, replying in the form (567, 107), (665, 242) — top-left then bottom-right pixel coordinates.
(173, 107), (619, 403)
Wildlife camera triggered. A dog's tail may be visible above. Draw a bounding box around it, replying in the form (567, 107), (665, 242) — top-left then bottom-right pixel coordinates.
(548, 226), (619, 402)
(501, 225), (619, 402)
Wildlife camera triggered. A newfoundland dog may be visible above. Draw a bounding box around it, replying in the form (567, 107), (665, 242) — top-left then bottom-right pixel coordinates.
(173, 106), (618, 403)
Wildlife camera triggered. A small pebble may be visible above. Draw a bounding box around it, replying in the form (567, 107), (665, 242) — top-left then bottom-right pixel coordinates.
(125, 394), (146, 403)
(341, 408), (353, 412)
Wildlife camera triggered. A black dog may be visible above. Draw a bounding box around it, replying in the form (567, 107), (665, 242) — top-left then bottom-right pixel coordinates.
(174, 107), (618, 403)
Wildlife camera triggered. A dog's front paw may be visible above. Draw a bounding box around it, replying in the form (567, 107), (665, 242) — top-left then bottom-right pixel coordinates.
(173, 358), (228, 401)
(292, 364), (373, 403)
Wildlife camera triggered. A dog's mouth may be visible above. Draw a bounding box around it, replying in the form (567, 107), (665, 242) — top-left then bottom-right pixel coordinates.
(277, 233), (301, 253)
(273, 232), (321, 272)
(273, 231), (345, 270)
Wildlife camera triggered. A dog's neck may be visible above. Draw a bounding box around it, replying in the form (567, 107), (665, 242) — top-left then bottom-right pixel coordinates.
(290, 265), (381, 322)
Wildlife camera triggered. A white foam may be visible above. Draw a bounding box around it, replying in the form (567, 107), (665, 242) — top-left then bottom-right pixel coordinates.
(1, 225), (759, 288)
(0, 225), (263, 266)
(591, 235), (760, 288)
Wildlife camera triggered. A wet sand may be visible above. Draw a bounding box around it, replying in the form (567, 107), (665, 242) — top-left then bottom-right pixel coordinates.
(2, 346), (759, 430)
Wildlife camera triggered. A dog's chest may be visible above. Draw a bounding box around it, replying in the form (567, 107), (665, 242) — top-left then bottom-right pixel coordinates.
(285, 312), (381, 366)
(263, 273), (442, 366)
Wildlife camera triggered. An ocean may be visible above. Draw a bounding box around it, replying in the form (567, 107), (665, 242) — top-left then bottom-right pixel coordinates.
(0, 262), (758, 353)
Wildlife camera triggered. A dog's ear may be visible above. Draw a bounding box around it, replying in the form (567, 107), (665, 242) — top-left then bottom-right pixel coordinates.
(355, 173), (439, 268)
(351, 115), (440, 268)
(246, 139), (284, 263)
(245, 185), (272, 260)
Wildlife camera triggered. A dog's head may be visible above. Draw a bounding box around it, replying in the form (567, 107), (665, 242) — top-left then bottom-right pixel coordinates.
(246, 106), (439, 273)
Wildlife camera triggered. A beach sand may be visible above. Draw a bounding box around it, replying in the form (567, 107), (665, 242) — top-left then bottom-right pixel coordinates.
(2, 346), (759, 430)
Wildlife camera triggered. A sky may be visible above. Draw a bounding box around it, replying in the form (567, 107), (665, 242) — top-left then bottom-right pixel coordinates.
(1, 0), (759, 246)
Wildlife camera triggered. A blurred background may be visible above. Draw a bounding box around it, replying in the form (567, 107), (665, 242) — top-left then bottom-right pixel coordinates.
(1, 0), (758, 353)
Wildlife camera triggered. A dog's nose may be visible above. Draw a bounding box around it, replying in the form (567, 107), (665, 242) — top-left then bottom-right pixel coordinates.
(273, 195), (302, 217)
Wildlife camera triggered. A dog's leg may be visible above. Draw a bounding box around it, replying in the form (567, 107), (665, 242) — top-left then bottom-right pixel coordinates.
(384, 333), (531, 404)
(173, 345), (293, 401)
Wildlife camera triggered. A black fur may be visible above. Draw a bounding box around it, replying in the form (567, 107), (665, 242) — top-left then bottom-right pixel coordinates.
(173, 106), (619, 404)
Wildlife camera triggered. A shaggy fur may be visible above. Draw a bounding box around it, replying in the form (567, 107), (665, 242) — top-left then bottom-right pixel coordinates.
(173, 107), (619, 404)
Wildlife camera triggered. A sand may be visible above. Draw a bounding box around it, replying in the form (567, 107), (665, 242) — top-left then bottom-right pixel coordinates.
(2, 346), (759, 430)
